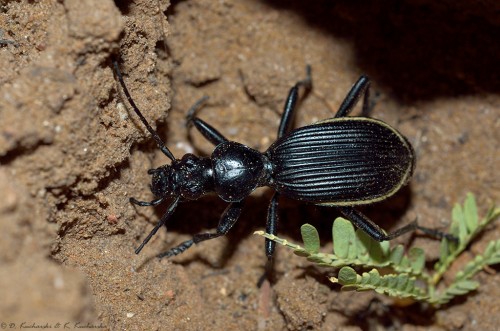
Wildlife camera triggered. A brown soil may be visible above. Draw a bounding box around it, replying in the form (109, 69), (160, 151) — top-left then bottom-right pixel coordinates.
(1, 0), (499, 330)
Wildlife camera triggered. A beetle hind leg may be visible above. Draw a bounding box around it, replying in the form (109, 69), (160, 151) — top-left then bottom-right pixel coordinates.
(414, 224), (458, 243)
(338, 206), (457, 242)
(335, 76), (371, 118)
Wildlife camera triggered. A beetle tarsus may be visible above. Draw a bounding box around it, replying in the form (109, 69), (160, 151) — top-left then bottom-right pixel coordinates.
(416, 224), (459, 243)
(157, 239), (194, 258)
(257, 257), (275, 287)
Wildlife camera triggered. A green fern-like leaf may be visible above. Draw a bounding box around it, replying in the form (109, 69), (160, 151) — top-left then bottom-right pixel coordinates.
(301, 223), (320, 254)
(331, 267), (428, 300)
(453, 240), (500, 283)
(431, 279), (480, 305)
(257, 218), (429, 275)
(433, 193), (500, 285)
(254, 193), (500, 306)
(333, 217), (355, 259)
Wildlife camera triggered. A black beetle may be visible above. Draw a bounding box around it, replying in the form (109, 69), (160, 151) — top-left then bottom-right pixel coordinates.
(113, 62), (447, 259)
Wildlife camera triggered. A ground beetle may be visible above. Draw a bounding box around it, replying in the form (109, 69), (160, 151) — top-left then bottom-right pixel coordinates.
(113, 61), (448, 259)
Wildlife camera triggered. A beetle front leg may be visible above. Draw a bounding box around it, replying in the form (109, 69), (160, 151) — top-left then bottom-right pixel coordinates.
(130, 197), (164, 207)
(185, 96), (229, 146)
(135, 196), (180, 254)
(157, 200), (245, 258)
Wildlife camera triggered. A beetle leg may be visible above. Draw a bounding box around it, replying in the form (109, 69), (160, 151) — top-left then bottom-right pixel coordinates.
(265, 192), (280, 259)
(129, 197), (164, 207)
(277, 66), (312, 139)
(190, 117), (229, 146)
(338, 206), (457, 242)
(337, 206), (394, 241)
(335, 76), (371, 118)
(414, 223), (459, 243)
(157, 200), (245, 258)
(134, 196), (180, 254)
(185, 96), (229, 146)
(254, 192), (281, 286)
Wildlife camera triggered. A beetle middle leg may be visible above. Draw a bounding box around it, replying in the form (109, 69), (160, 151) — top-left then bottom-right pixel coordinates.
(264, 66), (312, 260)
(157, 200), (245, 258)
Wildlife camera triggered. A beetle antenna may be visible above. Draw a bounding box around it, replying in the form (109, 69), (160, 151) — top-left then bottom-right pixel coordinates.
(113, 60), (176, 161)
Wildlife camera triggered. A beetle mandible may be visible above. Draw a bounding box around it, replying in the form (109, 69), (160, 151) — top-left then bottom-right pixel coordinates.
(113, 61), (443, 259)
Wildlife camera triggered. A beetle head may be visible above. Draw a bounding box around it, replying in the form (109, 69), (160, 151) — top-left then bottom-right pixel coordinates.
(149, 165), (176, 198)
